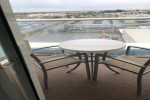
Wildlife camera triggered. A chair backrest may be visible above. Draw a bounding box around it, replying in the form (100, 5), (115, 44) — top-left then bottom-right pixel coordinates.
(30, 52), (47, 70)
(25, 40), (44, 69)
(30, 53), (41, 63)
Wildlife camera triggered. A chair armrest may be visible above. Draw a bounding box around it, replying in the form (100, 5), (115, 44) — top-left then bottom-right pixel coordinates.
(144, 59), (150, 66)
(126, 46), (150, 55)
(96, 54), (144, 68)
(32, 45), (65, 55)
(32, 45), (59, 51)
(40, 53), (82, 64)
(109, 56), (144, 68)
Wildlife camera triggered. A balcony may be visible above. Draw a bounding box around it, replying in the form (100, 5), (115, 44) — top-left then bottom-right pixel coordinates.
(1, 17), (150, 100)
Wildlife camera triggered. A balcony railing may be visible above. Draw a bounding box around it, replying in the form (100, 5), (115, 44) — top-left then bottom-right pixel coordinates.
(15, 17), (150, 57)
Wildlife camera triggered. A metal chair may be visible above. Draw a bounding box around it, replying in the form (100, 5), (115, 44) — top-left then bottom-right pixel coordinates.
(93, 46), (150, 95)
(30, 45), (91, 89)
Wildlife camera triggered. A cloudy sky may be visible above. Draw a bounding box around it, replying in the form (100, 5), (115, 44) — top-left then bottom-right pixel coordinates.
(9, 0), (150, 12)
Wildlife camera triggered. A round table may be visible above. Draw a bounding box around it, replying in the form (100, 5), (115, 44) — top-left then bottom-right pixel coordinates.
(59, 39), (126, 78)
(59, 39), (126, 53)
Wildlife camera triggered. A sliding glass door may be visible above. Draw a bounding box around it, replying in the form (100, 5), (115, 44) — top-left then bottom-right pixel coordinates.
(0, 0), (45, 99)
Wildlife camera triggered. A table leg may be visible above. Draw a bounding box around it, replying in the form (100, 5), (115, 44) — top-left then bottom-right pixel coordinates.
(93, 54), (100, 81)
(84, 53), (91, 80)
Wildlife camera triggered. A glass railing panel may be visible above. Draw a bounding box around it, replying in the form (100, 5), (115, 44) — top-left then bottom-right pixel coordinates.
(17, 18), (150, 56)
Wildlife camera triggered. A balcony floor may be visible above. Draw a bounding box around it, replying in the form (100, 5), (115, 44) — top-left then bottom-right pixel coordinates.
(35, 63), (150, 100)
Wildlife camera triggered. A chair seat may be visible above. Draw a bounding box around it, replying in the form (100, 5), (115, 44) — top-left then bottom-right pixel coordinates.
(36, 54), (81, 69)
(102, 55), (150, 73)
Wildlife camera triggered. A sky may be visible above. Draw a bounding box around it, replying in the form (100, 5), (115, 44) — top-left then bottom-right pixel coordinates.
(9, 0), (150, 12)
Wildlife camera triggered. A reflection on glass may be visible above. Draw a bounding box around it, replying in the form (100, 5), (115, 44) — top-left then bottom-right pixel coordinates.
(0, 44), (8, 65)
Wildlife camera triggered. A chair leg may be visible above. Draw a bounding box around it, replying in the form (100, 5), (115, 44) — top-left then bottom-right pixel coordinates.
(137, 74), (143, 95)
(43, 71), (48, 89)
(105, 64), (120, 74)
(93, 55), (99, 81)
(66, 63), (80, 73)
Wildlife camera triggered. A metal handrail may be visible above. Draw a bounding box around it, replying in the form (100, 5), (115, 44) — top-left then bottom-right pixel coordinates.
(17, 17), (150, 22)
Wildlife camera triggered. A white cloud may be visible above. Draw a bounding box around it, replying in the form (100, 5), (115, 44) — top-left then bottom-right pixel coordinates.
(9, 0), (150, 12)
